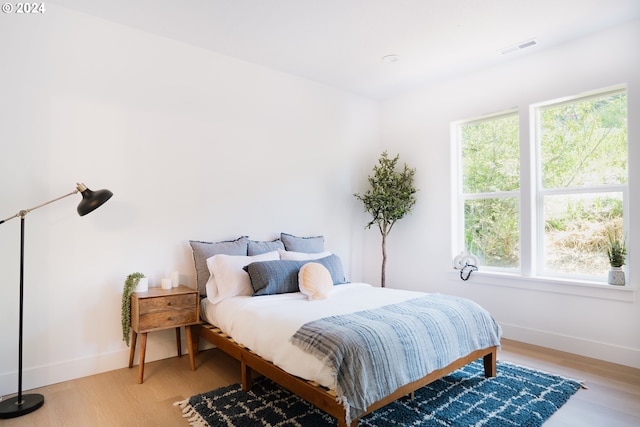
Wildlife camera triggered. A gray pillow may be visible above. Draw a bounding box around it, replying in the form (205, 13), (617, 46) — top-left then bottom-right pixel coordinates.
(248, 239), (285, 256)
(246, 255), (347, 296)
(189, 237), (248, 296)
(280, 232), (325, 253)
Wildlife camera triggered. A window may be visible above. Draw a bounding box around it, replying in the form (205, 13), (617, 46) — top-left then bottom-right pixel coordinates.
(454, 87), (628, 282)
(536, 90), (627, 278)
(457, 112), (520, 269)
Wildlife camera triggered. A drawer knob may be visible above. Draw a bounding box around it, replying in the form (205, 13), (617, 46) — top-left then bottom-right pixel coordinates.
(168, 316), (174, 321)
(167, 302), (172, 306)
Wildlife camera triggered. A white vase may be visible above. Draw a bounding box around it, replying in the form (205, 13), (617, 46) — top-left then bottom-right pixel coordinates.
(135, 277), (149, 292)
(608, 267), (625, 286)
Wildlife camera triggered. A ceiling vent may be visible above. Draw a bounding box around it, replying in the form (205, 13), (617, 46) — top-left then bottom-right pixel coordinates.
(381, 54), (400, 63)
(500, 39), (537, 55)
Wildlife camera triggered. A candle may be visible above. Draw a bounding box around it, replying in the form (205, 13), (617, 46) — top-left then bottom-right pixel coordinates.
(161, 278), (172, 290)
(170, 271), (179, 288)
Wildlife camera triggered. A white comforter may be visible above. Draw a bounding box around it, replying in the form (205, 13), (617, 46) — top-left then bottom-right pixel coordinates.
(203, 282), (423, 389)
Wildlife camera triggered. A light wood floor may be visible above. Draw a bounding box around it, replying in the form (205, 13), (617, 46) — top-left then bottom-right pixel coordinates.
(1, 339), (638, 427)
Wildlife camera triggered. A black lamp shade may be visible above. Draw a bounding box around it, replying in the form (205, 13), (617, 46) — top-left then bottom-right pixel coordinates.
(77, 186), (113, 216)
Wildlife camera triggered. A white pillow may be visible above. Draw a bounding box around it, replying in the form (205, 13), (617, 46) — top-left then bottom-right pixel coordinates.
(205, 251), (279, 304)
(298, 262), (333, 300)
(278, 248), (332, 261)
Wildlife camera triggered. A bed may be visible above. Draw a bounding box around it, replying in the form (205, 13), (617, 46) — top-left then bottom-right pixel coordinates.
(188, 235), (501, 427)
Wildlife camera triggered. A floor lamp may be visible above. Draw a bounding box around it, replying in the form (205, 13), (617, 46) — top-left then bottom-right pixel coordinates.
(0, 183), (113, 419)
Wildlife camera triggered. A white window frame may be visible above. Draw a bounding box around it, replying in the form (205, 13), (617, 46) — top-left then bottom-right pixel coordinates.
(452, 109), (521, 273)
(531, 87), (629, 281)
(452, 85), (630, 297)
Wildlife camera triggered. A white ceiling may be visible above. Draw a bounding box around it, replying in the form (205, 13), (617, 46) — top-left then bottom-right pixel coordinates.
(53, 0), (640, 100)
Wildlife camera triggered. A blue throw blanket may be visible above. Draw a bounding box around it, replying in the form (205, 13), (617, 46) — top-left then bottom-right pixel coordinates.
(289, 294), (502, 424)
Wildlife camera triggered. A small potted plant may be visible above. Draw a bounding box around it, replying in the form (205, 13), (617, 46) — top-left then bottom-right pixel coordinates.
(121, 272), (146, 346)
(606, 234), (626, 285)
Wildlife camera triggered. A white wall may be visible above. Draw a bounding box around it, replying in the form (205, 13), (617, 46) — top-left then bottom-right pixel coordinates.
(0, 5), (380, 395)
(376, 19), (640, 368)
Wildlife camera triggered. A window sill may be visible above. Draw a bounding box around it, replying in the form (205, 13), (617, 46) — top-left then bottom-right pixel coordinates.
(447, 270), (636, 302)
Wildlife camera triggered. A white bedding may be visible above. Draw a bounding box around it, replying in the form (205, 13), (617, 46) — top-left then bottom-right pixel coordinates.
(201, 282), (424, 389)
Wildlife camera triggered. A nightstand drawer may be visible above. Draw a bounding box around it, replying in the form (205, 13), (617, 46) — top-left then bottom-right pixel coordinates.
(130, 289), (199, 333)
(138, 308), (197, 331)
(138, 294), (195, 314)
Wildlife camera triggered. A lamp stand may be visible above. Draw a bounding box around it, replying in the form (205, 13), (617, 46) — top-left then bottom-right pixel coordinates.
(0, 216), (45, 418)
(0, 183), (112, 419)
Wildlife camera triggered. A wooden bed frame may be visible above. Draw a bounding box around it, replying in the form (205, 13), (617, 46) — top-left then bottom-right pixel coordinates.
(191, 322), (497, 427)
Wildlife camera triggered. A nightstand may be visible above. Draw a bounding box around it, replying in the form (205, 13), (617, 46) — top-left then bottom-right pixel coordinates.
(128, 285), (200, 383)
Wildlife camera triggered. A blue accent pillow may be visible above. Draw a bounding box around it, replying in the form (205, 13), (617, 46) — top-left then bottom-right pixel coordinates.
(189, 237), (248, 296)
(248, 239), (285, 256)
(280, 232), (325, 253)
(245, 255), (347, 296)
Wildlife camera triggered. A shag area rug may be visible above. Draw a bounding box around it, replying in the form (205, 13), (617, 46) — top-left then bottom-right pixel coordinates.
(175, 360), (583, 427)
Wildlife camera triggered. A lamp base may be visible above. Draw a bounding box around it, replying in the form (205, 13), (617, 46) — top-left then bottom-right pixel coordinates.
(0, 393), (44, 419)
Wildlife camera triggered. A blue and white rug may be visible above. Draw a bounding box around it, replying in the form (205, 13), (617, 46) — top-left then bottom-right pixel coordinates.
(175, 360), (583, 426)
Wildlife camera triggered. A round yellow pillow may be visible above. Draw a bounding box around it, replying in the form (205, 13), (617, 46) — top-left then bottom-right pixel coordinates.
(298, 262), (333, 300)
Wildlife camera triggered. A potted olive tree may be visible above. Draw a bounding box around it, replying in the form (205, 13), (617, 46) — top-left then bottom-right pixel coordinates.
(354, 151), (417, 287)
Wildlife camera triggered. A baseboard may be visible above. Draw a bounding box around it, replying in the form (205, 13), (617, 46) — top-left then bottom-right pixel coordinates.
(0, 334), (216, 397)
(500, 322), (640, 369)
